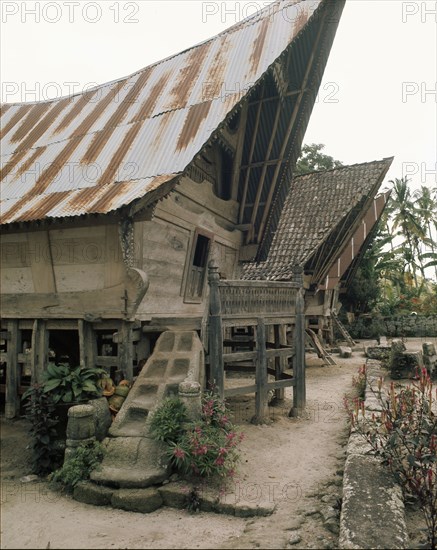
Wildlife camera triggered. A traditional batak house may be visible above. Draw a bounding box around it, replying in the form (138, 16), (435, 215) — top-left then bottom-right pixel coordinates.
(1, 0), (346, 421)
(243, 159), (393, 362)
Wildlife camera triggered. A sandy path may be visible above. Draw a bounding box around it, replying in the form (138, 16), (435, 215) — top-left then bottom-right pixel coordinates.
(1, 349), (367, 550)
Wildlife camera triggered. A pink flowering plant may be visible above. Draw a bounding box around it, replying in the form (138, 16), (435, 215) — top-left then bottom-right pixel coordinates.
(344, 367), (436, 549)
(152, 390), (243, 480)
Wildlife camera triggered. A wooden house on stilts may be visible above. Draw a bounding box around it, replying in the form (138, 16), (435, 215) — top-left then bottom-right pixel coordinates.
(243, 158), (394, 362)
(0, 0), (347, 422)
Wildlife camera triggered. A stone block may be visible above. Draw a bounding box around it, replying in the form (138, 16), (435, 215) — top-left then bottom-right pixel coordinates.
(73, 481), (114, 506)
(111, 487), (163, 514)
(177, 332), (194, 352)
(178, 381), (201, 421)
(66, 404), (95, 440)
(391, 338), (406, 355)
(88, 397), (112, 441)
(90, 437), (170, 488)
(391, 351), (423, 379)
(339, 454), (408, 549)
(365, 346), (391, 360)
(423, 342), (436, 356)
(338, 346), (352, 358)
(158, 481), (191, 509)
(156, 332), (175, 352)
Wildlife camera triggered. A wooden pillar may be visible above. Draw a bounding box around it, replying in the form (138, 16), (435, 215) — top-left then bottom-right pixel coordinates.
(30, 319), (47, 384)
(292, 266), (306, 416)
(5, 320), (20, 419)
(273, 324), (285, 401)
(78, 320), (97, 369)
(253, 318), (268, 424)
(119, 321), (134, 382)
(208, 260), (224, 398)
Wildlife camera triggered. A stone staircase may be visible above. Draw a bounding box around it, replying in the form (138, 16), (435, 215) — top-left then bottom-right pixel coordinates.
(90, 330), (204, 488)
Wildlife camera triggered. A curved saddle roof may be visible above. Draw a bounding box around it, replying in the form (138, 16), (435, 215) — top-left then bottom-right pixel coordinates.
(0, 0), (324, 225)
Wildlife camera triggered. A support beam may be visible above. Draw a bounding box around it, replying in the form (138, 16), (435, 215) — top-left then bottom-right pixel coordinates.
(247, 99), (282, 242)
(31, 319), (47, 384)
(78, 319), (97, 369)
(247, 88), (304, 107)
(291, 267), (306, 416)
(273, 324), (285, 401)
(230, 101), (249, 202)
(238, 82), (265, 224)
(208, 260), (224, 398)
(253, 318), (268, 424)
(257, 14), (328, 243)
(5, 320), (20, 419)
(119, 321), (134, 381)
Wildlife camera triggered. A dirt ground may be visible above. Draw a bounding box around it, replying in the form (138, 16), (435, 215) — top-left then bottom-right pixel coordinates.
(1, 337), (433, 549)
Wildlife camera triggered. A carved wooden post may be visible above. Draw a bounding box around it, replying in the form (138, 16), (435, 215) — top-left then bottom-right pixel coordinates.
(291, 266), (306, 416)
(78, 320), (97, 369)
(253, 317), (268, 424)
(208, 260), (224, 398)
(273, 324), (284, 401)
(5, 320), (20, 419)
(31, 319), (47, 385)
(119, 321), (134, 382)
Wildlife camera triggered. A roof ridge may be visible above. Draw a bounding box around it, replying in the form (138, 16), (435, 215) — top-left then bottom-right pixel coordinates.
(293, 156), (394, 179)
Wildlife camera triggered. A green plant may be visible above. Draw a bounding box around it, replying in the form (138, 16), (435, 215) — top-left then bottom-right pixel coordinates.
(43, 363), (106, 404)
(151, 390), (244, 481)
(150, 397), (189, 443)
(51, 441), (104, 491)
(352, 364), (367, 399)
(22, 384), (63, 476)
(345, 368), (437, 549)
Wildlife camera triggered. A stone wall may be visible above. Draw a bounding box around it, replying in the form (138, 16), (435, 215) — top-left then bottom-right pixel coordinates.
(345, 315), (437, 339)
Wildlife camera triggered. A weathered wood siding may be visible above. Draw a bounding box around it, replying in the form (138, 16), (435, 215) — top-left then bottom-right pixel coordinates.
(1, 176), (243, 320)
(0, 224), (127, 318)
(135, 176), (242, 319)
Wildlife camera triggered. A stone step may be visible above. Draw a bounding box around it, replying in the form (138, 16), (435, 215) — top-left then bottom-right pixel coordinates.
(90, 436), (170, 488)
(93, 330), (205, 489)
(74, 480), (276, 517)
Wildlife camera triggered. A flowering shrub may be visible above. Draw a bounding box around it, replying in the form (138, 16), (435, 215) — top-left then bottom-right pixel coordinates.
(151, 390), (244, 480)
(149, 397), (188, 443)
(345, 368), (437, 549)
(352, 364), (367, 399)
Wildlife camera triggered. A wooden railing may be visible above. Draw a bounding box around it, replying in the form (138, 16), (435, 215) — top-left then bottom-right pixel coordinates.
(207, 261), (306, 423)
(218, 280), (298, 318)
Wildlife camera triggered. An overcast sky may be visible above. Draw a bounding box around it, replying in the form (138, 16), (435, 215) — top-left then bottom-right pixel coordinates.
(1, 0), (436, 192)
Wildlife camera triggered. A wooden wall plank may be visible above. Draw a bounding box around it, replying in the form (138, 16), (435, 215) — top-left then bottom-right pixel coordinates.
(5, 320), (20, 419)
(28, 231), (56, 293)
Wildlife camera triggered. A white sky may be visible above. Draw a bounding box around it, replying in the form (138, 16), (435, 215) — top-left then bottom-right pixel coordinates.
(1, 0), (436, 192)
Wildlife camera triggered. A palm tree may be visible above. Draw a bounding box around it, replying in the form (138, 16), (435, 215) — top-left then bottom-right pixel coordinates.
(413, 185), (437, 280)
(389, 177), (426, 290)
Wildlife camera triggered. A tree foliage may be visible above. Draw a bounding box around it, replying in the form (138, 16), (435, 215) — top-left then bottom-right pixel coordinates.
(294, 143), (343, 175)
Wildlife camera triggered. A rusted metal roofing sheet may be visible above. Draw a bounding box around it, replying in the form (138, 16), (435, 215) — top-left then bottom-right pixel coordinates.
(243, 158), (394, 280)
(1, 0), (322, 225)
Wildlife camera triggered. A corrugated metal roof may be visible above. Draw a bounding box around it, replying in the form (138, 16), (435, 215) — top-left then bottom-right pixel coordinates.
(243, 158), (394, 280)
(0, 0), (323, 225)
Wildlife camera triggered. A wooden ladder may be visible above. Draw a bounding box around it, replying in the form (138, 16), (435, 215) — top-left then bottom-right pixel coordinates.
(305, 328), (337, 366)
(332, 312), (355, 348)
